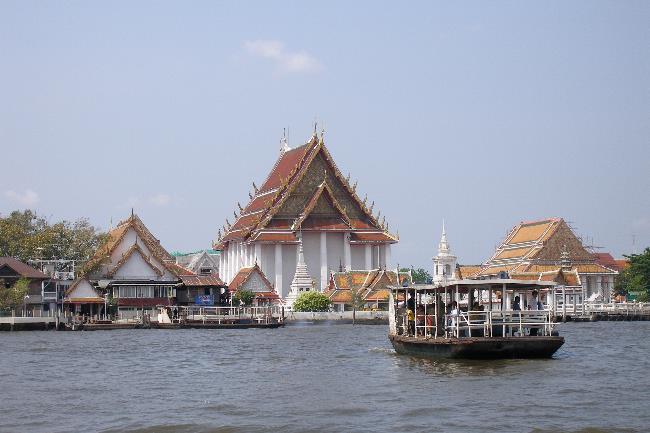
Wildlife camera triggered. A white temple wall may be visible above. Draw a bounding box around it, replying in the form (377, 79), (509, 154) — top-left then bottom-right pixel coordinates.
(260, 244), (275, 287)
(280, 244), (297, 298)
(110, 228), (140, 263)
(326, 233), (345, 274)
(350, 245), (365, 270)
(114, 253), (160, 279)
(302, 232), (322, 291)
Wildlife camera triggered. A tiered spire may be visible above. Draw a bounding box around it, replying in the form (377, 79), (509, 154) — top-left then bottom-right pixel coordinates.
(438, 220), (451, 255)
(280, 128), (290, 154)
(286, 236), (315, 306)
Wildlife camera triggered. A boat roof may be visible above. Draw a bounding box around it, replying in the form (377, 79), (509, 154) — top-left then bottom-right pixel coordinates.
(389, 279), (556, 292)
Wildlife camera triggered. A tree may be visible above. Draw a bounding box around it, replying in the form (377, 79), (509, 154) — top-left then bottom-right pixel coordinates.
(616, 248), (650, 301)
(292, 291), (331, 312)
(0, 210), (107, 264)
(349, 286), (366, 325)
(401, 267), (431, 284)
(232, 289), (255, 306)
(0, 277), (29, 313)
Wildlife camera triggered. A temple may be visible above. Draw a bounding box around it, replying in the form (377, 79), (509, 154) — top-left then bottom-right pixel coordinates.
(215, 130), (398, 299)
(465, 218), (618, 302)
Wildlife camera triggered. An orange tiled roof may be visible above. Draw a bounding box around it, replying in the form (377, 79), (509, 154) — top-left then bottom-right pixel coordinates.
(326, 269), (411, 303)
(87, 214), (173, 271)
(457, 265), (482, 279)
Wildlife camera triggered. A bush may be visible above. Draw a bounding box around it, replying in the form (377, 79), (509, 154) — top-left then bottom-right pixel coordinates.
(292, 291), (331, 312)
(232, 289), (255, 306)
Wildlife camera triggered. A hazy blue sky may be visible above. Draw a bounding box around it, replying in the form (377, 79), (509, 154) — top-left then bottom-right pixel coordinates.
(1, 1), (648, 268)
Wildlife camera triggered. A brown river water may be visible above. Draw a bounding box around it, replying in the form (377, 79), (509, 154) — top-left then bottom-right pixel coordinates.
(0, 322), (648, 433)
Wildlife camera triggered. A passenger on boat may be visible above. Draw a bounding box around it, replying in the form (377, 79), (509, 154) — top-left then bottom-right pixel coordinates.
(448, 301), (459, 337)
(406, 308), (415, 335)
(529, 291), (541, 336)
(513, 296), (521, 311)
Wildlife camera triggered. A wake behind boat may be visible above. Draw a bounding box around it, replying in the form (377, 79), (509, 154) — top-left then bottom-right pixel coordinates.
(388, 279), (564, 359)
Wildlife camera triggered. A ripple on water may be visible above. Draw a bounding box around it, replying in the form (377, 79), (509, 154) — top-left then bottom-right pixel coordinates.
(1, 322), (649, 433)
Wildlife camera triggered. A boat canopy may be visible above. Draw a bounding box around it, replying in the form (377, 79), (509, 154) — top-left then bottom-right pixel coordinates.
(389, 279), (556, 293)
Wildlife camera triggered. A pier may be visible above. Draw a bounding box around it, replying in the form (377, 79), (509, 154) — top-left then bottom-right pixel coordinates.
(555, 302), (650, 321)
(0, 312), (70, 331)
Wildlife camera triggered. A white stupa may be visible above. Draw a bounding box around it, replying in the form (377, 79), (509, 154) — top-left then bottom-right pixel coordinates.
(285, 237), (315, 306)
(432, 221), (457, 284)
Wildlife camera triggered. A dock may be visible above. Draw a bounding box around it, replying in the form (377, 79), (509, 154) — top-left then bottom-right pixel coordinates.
(555, 302), (650, 322)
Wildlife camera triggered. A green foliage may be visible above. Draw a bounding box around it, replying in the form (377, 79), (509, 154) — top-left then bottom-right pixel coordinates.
(618, 248), (650, 300)
(400, 267), (431, 284)
(349, 286), (365, 311)
(0, 277), (29, 311)
(233, 289), (255, 306)
(292, 291), (331, 312)
(0, 210), (107, 264)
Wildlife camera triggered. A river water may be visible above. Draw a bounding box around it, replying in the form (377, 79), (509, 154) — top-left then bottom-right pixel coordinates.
(0, 322), (648, 433)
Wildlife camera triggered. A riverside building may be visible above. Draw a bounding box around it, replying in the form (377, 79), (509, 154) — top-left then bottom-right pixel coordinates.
(464, 218), (618, 303)
(215, 130), (398, 300)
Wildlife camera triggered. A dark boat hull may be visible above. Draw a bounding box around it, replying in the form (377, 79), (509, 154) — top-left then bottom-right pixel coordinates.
(389, 334), (564, 359)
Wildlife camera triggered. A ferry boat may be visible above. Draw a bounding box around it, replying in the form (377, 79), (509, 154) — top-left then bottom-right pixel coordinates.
(388, 279), (564, 359)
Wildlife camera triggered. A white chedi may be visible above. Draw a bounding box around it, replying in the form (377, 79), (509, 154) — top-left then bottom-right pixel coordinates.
(285, 238), (315, 307)
(432, 221), (457, 284)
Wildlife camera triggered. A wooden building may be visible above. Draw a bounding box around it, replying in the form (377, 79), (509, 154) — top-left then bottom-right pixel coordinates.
(85, 212), (181, 318)
(228, 264), (280, 307)
(0, 257), (49, 315)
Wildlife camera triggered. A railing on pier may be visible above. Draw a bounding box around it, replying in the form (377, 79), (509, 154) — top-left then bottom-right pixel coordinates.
(172, 305), (284, 325)
(400, 310), (556, 339)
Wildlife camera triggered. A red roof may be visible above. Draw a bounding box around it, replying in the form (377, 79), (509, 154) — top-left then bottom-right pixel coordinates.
(0, 257), (49, 279)
(216, 134), (396, 248)
(228, 264), (275, 293)
(593, 253), (622, 271)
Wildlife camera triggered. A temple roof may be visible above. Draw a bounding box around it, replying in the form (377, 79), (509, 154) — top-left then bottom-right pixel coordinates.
(324, 269), (412, 303)
(474, 218), (616, 277)
(216, 133), (397, 248)
(87, 213), (174, 271)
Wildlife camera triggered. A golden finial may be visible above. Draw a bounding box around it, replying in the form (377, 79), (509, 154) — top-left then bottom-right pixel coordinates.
(233, 210), (238, 219)
(346, 173), (351, 183)
(249, 192), (253, 200)
(369, 201), (375, 213)
(252, 182), (258, 193)
(352, 180), (358, 192)
(362, 194), (367, 206)
(237, 202), (243, 212)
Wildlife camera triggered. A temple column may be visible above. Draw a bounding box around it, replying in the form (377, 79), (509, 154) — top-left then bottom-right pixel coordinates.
(343, 232), (351, 271)
(385, 244), (392, 269)
(364, 244), (372, 270)
(275, 244), (283, 296)
(255, 243), (262, 267)
(320, 232), (327, 291)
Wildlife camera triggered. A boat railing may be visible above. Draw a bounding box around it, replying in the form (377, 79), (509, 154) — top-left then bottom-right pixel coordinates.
(408, 310), (555, 339)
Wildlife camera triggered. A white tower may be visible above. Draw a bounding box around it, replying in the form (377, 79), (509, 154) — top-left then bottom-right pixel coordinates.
(432, 221), (457, 284)
(286, 236), (315, 306)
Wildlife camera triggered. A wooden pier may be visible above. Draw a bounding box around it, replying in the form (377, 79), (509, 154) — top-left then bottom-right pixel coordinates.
(555, 302), (650, 322)
(0, 314), (69, 331)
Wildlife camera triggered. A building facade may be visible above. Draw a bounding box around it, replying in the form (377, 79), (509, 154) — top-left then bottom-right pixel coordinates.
(215, 131), (398, 298)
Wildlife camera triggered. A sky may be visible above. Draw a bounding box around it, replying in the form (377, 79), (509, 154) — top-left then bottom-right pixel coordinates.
(1, 1), (648, 268)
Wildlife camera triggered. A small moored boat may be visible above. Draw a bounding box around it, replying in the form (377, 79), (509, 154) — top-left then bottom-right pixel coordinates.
(388, 279), (564, 359)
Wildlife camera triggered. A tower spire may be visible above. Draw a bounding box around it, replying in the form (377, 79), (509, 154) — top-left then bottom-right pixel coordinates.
(280, 128), (290, 154)
(286, 234), (315, 306)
